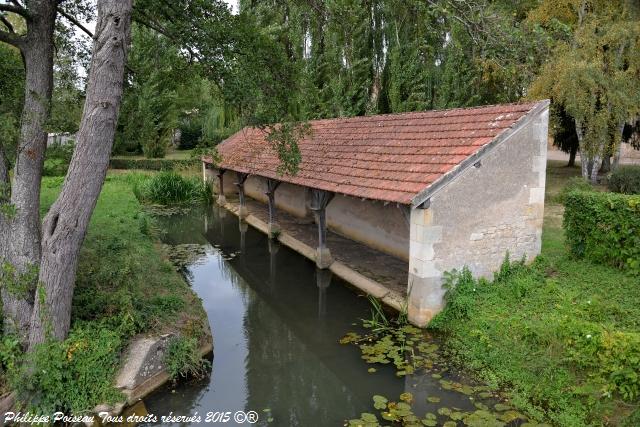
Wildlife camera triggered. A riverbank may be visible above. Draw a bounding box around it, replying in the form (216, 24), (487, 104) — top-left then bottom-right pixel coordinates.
(0, 173), (210, 414)
(431, 161), (640, 426)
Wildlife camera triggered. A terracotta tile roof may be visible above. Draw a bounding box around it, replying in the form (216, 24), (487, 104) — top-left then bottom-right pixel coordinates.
(205, 101), (547, 205)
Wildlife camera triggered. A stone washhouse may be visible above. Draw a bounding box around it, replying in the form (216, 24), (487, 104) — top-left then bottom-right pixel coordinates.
(203, 100), (550, 326)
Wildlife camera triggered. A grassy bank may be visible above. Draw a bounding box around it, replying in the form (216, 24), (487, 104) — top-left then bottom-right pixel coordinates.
(431, 161), (639, 426)
(1, 173), (208, 413)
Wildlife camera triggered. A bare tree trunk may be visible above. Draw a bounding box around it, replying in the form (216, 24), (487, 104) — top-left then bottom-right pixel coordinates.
(1, 1), (56, 342)
(575, 120), (590, 180)
(590, 152), (602, 183)
(568, 144), (578, 167)
(28, 0), (132, 347)
(601, 155), (611, 173)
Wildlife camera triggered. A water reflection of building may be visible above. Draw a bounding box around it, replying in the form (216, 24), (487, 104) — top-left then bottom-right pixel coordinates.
(201, 208), (405, 425)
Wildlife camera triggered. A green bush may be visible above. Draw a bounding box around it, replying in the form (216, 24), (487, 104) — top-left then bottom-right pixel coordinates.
(164, 336), (210, 380)
(11, 323), (124, 414)
(608, 165), (640, 195)
(43, 142), (74, 176)
(178, 120), (203, 150)
(567, 329), (640, 401)
(133, 171), (212, 205)
(558, 176), (594, 203)
(563, 191), (640, 274)
(142, 133), (170, 159)
(109, 157), (197, 171)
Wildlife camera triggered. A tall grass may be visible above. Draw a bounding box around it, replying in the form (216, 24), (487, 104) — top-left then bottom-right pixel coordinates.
(133, 171), (212, 205)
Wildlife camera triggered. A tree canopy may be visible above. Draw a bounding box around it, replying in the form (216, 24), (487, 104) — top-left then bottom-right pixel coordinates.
(529, 0), (640, 180)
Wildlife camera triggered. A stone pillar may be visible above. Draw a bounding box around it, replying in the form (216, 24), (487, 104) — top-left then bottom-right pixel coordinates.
(407, 206), (444, 327)
(309, 189), (334, 269)
(265, 179), (281, 236)
(316, 268), (332, 318)
(235, 172), (249, 218)
(217, 169), (227, 206)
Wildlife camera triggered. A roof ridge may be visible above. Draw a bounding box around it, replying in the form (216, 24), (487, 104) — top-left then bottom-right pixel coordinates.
(282, 100), (544, 126)
(211, 100), (549, 204)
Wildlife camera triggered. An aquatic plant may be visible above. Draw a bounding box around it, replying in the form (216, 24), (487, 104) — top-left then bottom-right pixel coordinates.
(346, 393), (543, 427)
(162, 244), (209, 270)
(133, 171), (212, 206)
(340, 297), (439, 377)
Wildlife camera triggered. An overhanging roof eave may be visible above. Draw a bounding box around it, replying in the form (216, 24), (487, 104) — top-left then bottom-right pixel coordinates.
(410, 99), (550, 209)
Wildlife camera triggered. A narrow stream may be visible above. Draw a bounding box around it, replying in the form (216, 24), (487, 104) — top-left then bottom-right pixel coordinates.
(138, 206), (526, 427)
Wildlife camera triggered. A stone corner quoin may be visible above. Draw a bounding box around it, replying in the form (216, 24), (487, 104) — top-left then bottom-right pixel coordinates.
(407, 104), (549, 326)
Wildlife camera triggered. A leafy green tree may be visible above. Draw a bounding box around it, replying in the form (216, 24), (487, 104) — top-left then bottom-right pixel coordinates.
(530, 0), (640, 182)
(239, 0), (549, 119)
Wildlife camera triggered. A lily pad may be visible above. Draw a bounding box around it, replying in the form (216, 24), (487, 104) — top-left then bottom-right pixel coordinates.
(400, 392), (414, 403)
(372, 395), (388, 410)
(499, 410), (525, 423)
(438, 407), (452, 417)
(450, 411), (466, 421)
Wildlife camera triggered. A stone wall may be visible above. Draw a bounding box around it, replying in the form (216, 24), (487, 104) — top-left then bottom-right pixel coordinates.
(407, 106), (549, 326)
(327, 195), (409, 260)
(244, 176), (311, 219)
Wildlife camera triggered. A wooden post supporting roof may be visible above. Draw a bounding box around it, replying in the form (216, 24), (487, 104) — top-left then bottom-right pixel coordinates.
(235, 172), (249, 218)
(265, 178), (281, 236)
(309, 189), (334, 269)
(217, 169), (227, 205)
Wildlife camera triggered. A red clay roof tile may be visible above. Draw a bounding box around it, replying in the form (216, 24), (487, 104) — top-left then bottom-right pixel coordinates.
(206, 102), (545, 204)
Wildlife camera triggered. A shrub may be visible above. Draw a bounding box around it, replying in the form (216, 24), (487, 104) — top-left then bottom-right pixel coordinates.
(178, 120), (203, 150)
(164, 336), (210, 380)
(608, 165), (640, 195)
(43, 142), (74, 176)
(11, 323), (124, 414)
(558, 176), (594, 203)
(567, 328), (640, 401)
(133, 171), (212, 205)
(563, 191), (640, 273)
(109, 157), (197, 171)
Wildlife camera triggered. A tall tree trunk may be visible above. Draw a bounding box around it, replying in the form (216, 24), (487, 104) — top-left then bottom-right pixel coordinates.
(28, 0), (132, 348)
(601, 155), (611, 173)
(1, 1), (56, 343)
(575, 120), (590, 180)
(567, 144), (578, 167)
(590, 151), (603, 183)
